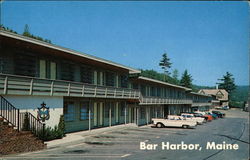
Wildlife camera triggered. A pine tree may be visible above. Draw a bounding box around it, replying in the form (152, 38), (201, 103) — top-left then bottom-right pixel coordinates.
(180, 70), (192, 88)
(172, 69), (179, 85)
(23, 24), (31, 36)
(159, 52), (172, 81)
(217, 72), (236, 99)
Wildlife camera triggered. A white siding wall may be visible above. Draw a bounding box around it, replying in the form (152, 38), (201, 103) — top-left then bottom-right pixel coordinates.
(4, 95), (63, 127)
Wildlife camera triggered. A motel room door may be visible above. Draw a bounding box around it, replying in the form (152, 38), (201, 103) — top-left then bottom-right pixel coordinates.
(93, 102), (104, 127)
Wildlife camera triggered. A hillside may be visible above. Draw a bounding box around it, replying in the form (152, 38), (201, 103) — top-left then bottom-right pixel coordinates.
(231, 85), (249, 102)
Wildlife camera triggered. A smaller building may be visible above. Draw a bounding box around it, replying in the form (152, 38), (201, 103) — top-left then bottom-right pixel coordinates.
(198, 89), (228, 108)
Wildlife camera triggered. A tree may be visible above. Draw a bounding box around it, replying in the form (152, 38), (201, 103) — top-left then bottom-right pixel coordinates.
(180, 69), (192, 88)
(172, 69), (179, 85)
(159, 52), (172, 81)
(217, 72), (236, 100)
(23, 24), (31, 36)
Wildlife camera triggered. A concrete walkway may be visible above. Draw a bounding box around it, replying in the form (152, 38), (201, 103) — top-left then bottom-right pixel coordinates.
(45, 123), (139, 148)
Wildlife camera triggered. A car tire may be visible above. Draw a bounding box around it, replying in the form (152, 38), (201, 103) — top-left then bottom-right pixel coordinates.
(156, 123), (163, 128)
(182, 125), (189, 129)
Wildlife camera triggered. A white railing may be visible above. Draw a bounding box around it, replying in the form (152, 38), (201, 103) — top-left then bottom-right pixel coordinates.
(139, 96), (193, 105)
(191, 102), (212, 107)
(0, 74), (140, 99)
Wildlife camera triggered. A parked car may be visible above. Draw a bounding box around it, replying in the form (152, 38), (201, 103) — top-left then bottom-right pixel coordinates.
(194, 111), (212, 121)
(194, 111), (206, 116)
(222, 106), (229, 110)
(206, 112), (218, 119)
(215, 106), (223, 110)
(152, 116), (197, 129)
(202, 114), (213, 121)
(180, 113), (205, 125)
(212, 110), (225, 118)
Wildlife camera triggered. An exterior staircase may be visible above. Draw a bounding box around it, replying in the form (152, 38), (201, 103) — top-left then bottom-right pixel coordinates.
(0, 96), (46, 155)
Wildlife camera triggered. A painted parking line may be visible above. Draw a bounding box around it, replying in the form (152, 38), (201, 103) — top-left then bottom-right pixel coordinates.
(3, 154), (130, 159)
(66, 143), (86, 148)
(121, 154), (131, 158)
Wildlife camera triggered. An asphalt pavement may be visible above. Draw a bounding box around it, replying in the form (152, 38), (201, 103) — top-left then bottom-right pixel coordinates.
(1, 109), (249, 160)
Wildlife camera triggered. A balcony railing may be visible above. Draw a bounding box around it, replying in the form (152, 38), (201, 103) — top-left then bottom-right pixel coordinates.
(0, 74), (140, 99)
(192, 102), (212, 107)
(139, 96), (193, 105)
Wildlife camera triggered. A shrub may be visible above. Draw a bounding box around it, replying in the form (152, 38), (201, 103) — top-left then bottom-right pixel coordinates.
(22, 112), (30, 131)
(38, 115), (65, 141)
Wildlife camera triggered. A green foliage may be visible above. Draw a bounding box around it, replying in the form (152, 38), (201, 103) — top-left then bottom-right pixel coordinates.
(217, 72), (236, 99)
(22, 112), (30, 131)
(192, 84), (214, 92)
(58, 115), (65, 137)
(23, 24), (31, 36)
(1, 24), (52, 44)
(172, 69), (179, 85)
(229, 101), (244, 108)
(230, 85), (248, 102)
(22, 24), (52, 43)
(180, 70), (193, 88)
(230, 85), (248, 108)
(0, 24), (18, 34)
(159, 52), (172, 77)
(39, 114), (65, 141)
(140, 69), (179, 85)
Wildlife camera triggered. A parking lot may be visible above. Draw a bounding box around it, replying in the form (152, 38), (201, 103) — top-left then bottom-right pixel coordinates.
(2, 109), (249, 160)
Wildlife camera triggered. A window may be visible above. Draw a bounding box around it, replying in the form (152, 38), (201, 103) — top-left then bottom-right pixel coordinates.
(14, 52), (37, 77)
(104, 103), (110, 118)
(61, 62), (74, 81)
(105, 72), (115, 86)
(80, 101), (93, 120)
(140, 108), (146, 119)
(120, 75), (128, 88)
(140, 85), (146, 96)
(104, 102), (115, 118)
(157, 87), (161, 97)
(80, 66), (93, 84)
(39, 60), (57, 79)
(64, 102), (75, 121)
(133, 83), (139, 89)
(151, 87), (156, 96)
(110, 102), (115, 118)
(120, 102), (126, 116)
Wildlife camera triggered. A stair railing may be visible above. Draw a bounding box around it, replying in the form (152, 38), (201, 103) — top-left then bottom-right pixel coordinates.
(0, 95), (45, 140)
(0, 95), (20, 131)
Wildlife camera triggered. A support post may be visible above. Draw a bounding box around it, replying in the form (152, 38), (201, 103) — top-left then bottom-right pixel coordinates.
(50, 81), (54, 96)
(4, 76), (8, 94)
(89, 106), (91, 131)
(109, 104), (111, 127)
(30, 79), (34, 95)
(124, 102), (127, 125)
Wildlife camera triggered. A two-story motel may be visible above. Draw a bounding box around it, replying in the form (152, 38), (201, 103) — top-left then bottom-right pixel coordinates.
(0, 31), (212, 133)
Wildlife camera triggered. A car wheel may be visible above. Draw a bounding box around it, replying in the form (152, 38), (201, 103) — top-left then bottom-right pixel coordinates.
(156, 123), (163, 128)
(182, 125), (189, 129)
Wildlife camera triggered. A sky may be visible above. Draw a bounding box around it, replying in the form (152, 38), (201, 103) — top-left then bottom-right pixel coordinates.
(1, 1), (249, 86)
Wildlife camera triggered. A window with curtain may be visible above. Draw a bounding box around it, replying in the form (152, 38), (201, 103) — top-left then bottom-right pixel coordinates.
(64, 102), (75, 121)
(80, 101), (93, 120)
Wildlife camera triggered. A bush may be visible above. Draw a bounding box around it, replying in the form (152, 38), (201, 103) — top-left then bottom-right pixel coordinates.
(38, 115), (65, 141)
(22, 112), (30, 131)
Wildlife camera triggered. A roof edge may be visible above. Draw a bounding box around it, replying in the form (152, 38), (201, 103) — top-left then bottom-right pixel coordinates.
(138, 76), (192, 91)
(1, 30), (141, 73)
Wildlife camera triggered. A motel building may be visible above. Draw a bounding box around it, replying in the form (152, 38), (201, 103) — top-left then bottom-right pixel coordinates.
(0, 31), (212, 134)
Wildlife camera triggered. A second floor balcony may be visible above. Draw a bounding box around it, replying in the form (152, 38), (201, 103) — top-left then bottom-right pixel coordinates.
(0, 74), (140, 100)
(139, 96), (193, 105)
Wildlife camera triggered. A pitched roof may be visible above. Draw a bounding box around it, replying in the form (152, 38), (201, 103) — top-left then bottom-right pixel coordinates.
(198, 89), (228, 100)
(137, 76), (192, 91)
